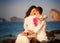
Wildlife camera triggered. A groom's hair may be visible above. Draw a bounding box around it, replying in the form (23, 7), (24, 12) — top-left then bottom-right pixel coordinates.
(37, 6), (43, 14)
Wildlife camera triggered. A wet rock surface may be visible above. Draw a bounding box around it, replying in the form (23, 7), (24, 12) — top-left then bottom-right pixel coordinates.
(0, 30), (60, 43)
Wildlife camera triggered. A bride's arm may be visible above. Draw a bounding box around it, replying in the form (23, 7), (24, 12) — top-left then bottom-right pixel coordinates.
(24, 19), (28, 32)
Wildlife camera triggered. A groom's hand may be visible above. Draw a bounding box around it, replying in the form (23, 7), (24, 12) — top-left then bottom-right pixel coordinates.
(27, 30), (35, 35)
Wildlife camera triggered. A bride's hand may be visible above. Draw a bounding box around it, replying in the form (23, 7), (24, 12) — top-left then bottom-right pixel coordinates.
(38, 17), (45, 21)
(39, 15), (47, 21)
(21, 32), (27, 36)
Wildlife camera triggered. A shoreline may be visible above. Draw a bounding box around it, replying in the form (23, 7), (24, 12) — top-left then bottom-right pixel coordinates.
(0, 30), (60, 43)
(0, 39), (16, 43)
(0, 38), (60, 43)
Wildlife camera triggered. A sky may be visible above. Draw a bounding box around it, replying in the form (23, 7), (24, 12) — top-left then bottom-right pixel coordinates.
(0, 0), (60, 21)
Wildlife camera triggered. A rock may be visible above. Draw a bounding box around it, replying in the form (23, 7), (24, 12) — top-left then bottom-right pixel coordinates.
(30, 38), (40, 43)
(50, 9), (60, 21)
(0, 30), (60, 43)
(0, 39), (16, 43)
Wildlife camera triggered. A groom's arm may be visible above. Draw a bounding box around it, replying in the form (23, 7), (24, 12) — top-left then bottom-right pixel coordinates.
(33, 15), (47, 33)
(33, 21), (45, 33)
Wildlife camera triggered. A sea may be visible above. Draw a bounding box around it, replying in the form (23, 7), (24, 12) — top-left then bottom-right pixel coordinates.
(0, 22), (60, 41)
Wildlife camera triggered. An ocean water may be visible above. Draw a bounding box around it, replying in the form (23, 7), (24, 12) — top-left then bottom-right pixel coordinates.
(0, 22), (60, 41)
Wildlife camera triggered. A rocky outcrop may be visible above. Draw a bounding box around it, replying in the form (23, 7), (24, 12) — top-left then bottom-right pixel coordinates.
(50, 9), (60, 21)
(47, 30), (60, 43)
(9, 16), (24, 22)
(0, 18), (6, 22)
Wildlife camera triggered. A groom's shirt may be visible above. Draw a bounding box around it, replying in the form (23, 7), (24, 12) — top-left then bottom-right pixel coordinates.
(24, 15), (45, 33)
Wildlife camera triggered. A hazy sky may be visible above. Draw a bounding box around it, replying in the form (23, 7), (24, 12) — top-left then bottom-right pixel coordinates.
(0, 0), (60, 21)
